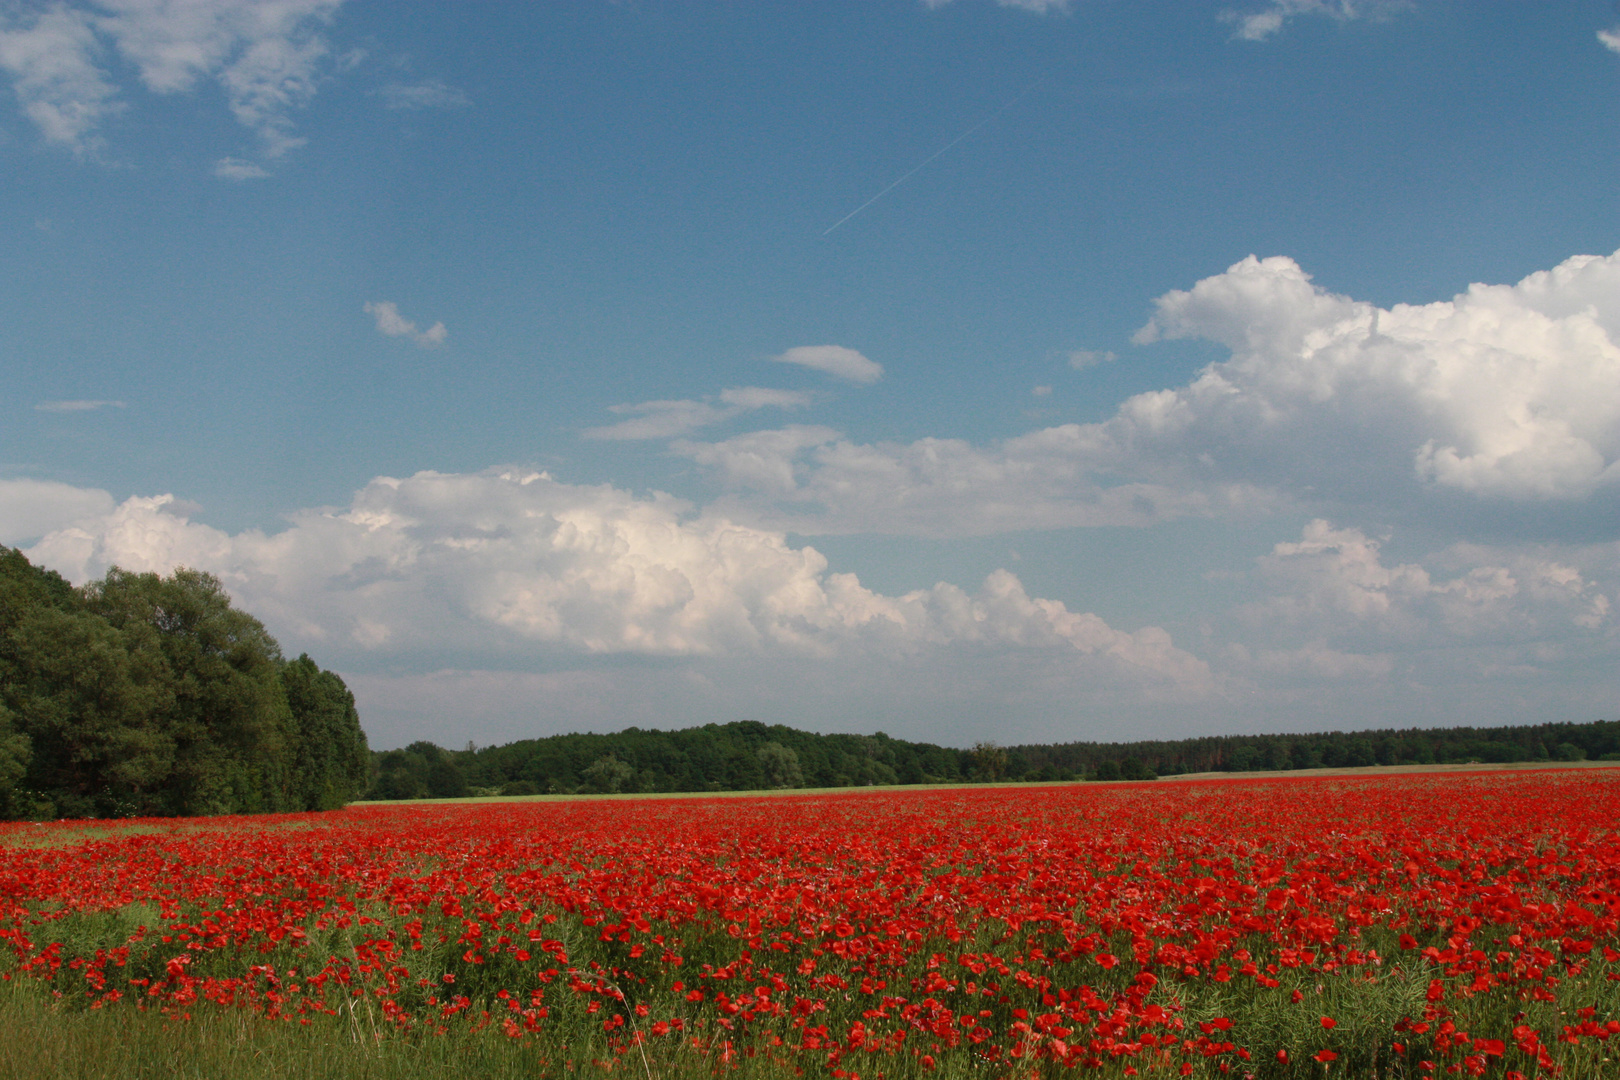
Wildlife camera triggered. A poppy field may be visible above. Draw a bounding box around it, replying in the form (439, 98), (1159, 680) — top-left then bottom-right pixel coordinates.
(3, 771), (1619, 1079)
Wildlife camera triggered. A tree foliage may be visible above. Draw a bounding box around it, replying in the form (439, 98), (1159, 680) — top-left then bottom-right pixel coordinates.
(0, 548), (369, 820)
(362, 715), (1620, 802)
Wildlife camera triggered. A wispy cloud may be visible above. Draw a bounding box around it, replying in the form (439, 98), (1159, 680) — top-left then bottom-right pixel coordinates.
(0, 0), (345, 168)
(1601, 26), (1620, 55)
(921, 0), (1073, 14)
(373, 78), (468, 110)
(1221, 0), (1410, 42)
(364, 300), (446, 348)
(584, 387), (812, 441)
(34, 399), (126, 412)
(1067, 349), (1116, 370)
(212, 155), (267, 180)
(770, 345), (883, 384)
(0, 4), (122, 158)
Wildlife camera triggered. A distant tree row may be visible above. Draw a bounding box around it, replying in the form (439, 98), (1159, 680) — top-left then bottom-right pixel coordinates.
(0, 547), (370, 820)
(366, 722), (971, 800)
(1003, 722), (1620, 780)
(361, 716), (1619, 801)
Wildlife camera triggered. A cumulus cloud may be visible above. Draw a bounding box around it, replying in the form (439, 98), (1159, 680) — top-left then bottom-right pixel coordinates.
(373, 78), (467, 110)
(34, 399), (125, 412)
(1133, 251), (1620, 501)
(771, 345), (883, 384)
(679, 249), (1620, 536)
(0, 477), (116, 545)
(22, 474), (1616, 744)
(1196, 519), (1619, 717)
(364, 300), (446, 347)
(1221, 0), (1410, 41)
(1602, 27), (1620, 54)
(584, 388), (811, 441)
(1239, 519), (1613, 647)
(21, 470), (1211, 697)
(0, 0), (343, 164)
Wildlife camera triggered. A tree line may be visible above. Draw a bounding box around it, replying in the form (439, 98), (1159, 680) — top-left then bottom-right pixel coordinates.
(364, 716), (1620, 801)
(0, 547), (370, 820)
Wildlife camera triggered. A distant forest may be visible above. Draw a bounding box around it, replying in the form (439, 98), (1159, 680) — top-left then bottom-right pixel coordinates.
(365, 716), (1620, 801)
(0, 547), (370, 821)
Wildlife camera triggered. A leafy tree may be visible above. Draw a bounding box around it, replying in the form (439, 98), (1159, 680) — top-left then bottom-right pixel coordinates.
(82, 567), (294, 815)
(969, 741), (1008, 781)
(757, 742), (804, 789)
(280, 654), (370, 809)
(0, 703), (30, 819)
(579, 754), (635, 794)
(6, 603), (174, 817)
(1118, 757), (1156, 781)
(0, 548), (369, 820)
(1555, 742), (1587, 762)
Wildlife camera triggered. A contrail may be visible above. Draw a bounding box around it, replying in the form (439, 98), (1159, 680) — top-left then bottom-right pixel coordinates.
(822, 82), (1041, 237)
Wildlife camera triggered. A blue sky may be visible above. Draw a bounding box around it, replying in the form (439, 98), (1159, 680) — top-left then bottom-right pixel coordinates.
(4, 0), (1619, 749)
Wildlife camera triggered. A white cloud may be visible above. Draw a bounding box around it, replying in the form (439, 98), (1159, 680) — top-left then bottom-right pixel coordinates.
(718, 387), (812, 410)
(921, 0), (1072, 13)
(584, 399), (732, 442)
(1221, 0), (1410, 41)
(373, 78), (467, 110)
(673, 426), (843, 492)
(212, 154), (266, 179)
(21, 470), (1211, 699)
(21, 475), (1616, 745)
(584, 387), (811, 441)
(364, 300), (446, 348)
(1197, 519), (1620, 717)
(0, 4), (121, 157)
(34, 398), (125, 411)
(1133, 251), (1620, 500)
(771, 345), (884, 384)
(0, 477), (115, 545)
(0, 0), (343, 165)
(1601, 27), (1620, 55)
(680, 248), (1620, 536)
(1067, 349), (1116, 370)
(678, 425), (1271, 535)
(1240, 519), (1614, 644)
(1248, 643), (1394, 681)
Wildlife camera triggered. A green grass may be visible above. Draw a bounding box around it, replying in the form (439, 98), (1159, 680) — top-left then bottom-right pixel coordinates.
(7, 916), (1620, 1080)
(0, 974), (953, 1080)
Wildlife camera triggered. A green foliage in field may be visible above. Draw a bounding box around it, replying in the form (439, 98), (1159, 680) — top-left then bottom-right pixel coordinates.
(0, 547), (369, 820)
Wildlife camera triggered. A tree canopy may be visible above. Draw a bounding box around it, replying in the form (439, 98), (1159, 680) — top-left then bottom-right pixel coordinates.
(362, 715), (1620, 801)
(0, 547), (369, 820)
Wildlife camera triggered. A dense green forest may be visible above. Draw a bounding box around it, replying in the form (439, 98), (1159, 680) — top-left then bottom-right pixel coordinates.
(365, 716), (1620, 801)
(0, 547), (369, 820)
